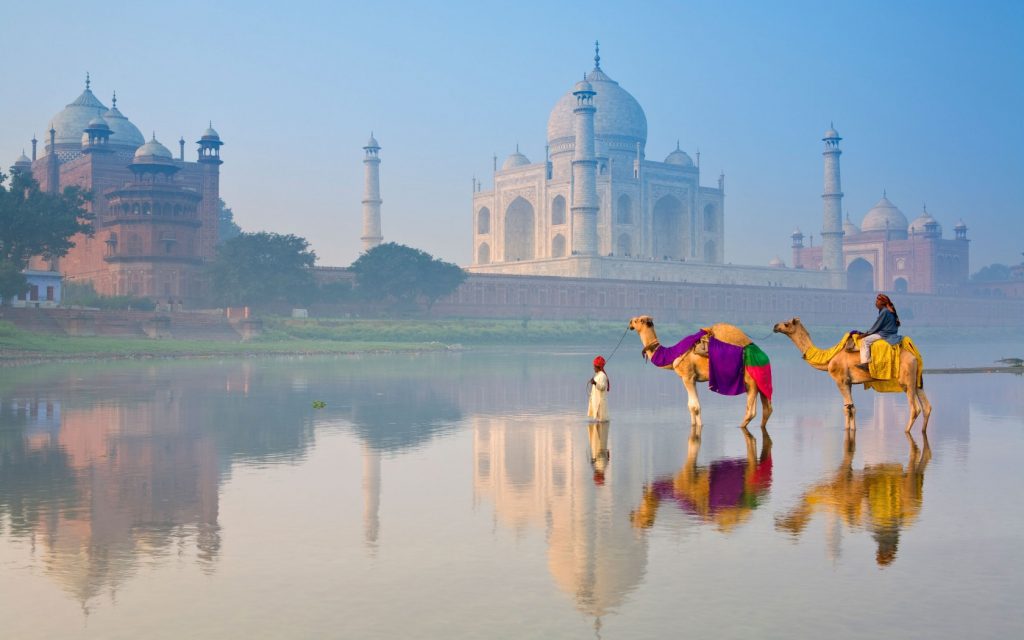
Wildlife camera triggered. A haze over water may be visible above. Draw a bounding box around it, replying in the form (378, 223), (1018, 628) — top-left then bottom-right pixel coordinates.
(1, 338), (1022, 638)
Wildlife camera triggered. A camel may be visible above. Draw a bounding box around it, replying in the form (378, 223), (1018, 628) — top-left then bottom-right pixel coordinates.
(772, 317), (931, 432)
(628, 315), (772, 429)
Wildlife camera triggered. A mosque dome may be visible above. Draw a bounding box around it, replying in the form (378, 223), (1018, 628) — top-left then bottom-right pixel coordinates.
(909, 208), (942, 235)
(861, 195), (908, 232)
(49, 84), (108, 146)
(547, 63), (648, 150)
(502, 149), (531, 170)
(203, 125), (222, 141)
(103, 104), (145, 150)
(363, 132), (378, 148)
(954, 219), (967, 231)
(843, 214), (860, 237)
(15, 151), (31, 164)
(134, 135), (173, 160)
(768, 256), (786, 268)
(664, 145), (693, 167)
(823, 126), (841, 140)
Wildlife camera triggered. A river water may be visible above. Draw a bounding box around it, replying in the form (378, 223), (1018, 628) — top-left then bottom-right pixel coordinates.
(1, 337), (1022, 639)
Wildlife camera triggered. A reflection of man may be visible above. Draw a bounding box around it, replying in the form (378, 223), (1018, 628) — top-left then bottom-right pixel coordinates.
(776, 432), (930, 566)
(588, 422), (610, 485)
(631, 427), (772, 532)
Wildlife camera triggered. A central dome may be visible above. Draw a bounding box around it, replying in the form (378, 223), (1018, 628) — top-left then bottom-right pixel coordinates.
(547, 66), (648, 150)
(48, 81), (144, 151)
(861, 195), (908, 232)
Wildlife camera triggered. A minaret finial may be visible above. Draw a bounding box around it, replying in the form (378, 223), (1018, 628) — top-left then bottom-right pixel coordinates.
(594, 40), (601, 69)
(676, 139), (680, 150)
(112, 91), (117, 108)
(883, 188), (887, 198)
(85, 72), (90, 90)
(830, 120), (834, 129)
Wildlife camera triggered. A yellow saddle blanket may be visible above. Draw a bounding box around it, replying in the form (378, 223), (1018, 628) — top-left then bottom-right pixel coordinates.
(804, 333), (923, 392)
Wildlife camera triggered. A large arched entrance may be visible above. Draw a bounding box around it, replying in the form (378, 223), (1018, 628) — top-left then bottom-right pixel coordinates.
(893, 277), (908, 293)
(504, 197), (535, 261)
(616, 194), (633, 224)
(847, 258), (875, 291)
(653, 195), (686, 260)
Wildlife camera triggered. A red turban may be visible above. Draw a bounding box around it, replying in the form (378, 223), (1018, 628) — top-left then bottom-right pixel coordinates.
(593, 356), (606, 368)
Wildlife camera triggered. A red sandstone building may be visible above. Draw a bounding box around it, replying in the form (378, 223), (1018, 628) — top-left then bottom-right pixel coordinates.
(16, 76), (223, 304)
(789, 196), (970, 295)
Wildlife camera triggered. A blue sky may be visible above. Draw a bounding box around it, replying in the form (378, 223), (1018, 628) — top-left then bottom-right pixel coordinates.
(3, 0), (1022, 270)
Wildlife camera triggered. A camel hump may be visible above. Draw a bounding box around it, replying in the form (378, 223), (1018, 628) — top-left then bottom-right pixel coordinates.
(707, 323), (753, 347)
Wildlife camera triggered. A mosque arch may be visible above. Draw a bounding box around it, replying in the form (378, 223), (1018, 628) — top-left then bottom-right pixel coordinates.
(504, 197), (535, 261)
(893, 277), (908, 293)
(704, 239), (716, 263)
(653, 195), (686, 260)
(477, 207), (491, 235)
(552, 234), (566, 258)
(704, 204), (717, 232)
(616, 194), (633, 225)
(847, 258), (874, 291)
(617, 233), (632, 257)
(477, 242), (490, 264)
(551, 195), (566, 226)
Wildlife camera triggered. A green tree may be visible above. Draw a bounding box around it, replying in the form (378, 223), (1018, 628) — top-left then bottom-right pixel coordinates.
(218, 198), (242, 244)
(207, 231), (316, 307)
(350, 242), (466, 311)
(0, 172), (93, 304)
(971, 263), (1011, 282)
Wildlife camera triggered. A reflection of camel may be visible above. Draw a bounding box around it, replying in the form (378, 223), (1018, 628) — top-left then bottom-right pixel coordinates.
(776, 431), (930, 566)
(628, 316), (772, 429)
(631, 426), (772, 533)
(772, 317), (931, 431)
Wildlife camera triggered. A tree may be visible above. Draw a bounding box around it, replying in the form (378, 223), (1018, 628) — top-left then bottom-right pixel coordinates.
(349, 242), (466, 311)
(0, 171), (93, 304)
(218, 198), (242, 244)
(971, 263), (1011, 282)
(207, 231), (316, 307)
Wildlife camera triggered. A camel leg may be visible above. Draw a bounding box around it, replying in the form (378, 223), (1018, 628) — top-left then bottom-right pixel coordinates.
(681, 376), (703, 430)
(904, 383), (921, 433)
(835, 379), (856, 431)
(740, 382), (758, 429)
(759, 392), (773, 430)
(917, 389), (932, 432)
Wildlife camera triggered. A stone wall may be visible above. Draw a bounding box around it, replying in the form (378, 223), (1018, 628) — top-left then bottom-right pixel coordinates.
(433, 273), (1024, 327)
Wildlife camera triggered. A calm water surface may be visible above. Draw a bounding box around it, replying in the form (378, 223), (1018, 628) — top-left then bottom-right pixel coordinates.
(1, 338), (1022, 639)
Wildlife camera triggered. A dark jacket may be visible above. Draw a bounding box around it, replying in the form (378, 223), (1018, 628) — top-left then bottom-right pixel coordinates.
(865, 309), (900, 345)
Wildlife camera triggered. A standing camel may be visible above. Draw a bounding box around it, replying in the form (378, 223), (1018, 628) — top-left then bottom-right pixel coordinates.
(772, 317), (930, 432)
(628, 316), (772, 429)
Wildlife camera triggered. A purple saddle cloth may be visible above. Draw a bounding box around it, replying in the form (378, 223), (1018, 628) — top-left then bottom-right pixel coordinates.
(648, 330), (747, 397)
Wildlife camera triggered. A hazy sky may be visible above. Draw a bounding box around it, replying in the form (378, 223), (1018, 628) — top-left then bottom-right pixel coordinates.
(3, 0), (1022, 271)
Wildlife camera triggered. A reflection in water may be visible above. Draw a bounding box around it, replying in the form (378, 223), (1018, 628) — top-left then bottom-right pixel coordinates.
(473, 416), (647, 624)
(632, 427), (773, 532)
(776, 431), (930, 566)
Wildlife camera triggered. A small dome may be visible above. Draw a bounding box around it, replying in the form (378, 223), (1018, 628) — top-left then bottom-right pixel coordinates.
(364, 133), (379, 148)
(15, 151), (31, 164)
(861, 195), (908, 232)
(87, 115), (110, 129)
(909, 208), (942, 235)
(502, 150), (531, 170)
(134, 135), (173, 160)
(574, 78), (594, 93)
(768, 256), (786, 268)
(202, 125), (221, 140)
(843, 214), (860, 237)
(954, 219), (967, 230)
(823, 126), (840, 140)
(665, 146), (694, 167)
(791, 227), (803, 237)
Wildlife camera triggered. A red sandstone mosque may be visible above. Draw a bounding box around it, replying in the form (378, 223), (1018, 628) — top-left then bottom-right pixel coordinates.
(12, 75), (223, 303)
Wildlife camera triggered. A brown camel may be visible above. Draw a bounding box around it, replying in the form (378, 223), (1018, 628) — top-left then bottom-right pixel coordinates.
(772, 317), (931, 432)
(628, 315), (772, 429)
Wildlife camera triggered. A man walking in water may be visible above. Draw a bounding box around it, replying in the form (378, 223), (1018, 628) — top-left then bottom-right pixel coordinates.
(588, 356), (610, 421)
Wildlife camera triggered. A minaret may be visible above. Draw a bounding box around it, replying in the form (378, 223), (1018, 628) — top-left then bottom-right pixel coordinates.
(196, 123), (224, 262)
(571, 77), (599, 256)
(821, 124), (844, 272)
(361, 133), (383, 252)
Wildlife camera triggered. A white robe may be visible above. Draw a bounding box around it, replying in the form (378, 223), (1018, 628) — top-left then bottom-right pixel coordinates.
(588, 370), (609, 421)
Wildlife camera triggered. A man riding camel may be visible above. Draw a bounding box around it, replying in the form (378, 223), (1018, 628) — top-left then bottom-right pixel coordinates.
(856, 294), (901, 371)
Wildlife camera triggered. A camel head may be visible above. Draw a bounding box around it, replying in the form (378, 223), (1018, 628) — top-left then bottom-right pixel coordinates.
(628, 315), (655, 332)
(773, 317), (803, 336)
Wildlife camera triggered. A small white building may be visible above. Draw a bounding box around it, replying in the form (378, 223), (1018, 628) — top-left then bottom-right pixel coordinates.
(4, 270), (62, 307)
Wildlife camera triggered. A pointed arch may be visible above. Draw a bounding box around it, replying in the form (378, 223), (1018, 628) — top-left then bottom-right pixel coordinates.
(616, 194), (633, 225)
(551, 195), (566, 226)
(504, 197), (535, 261)
(477, 242), (490, 265)
(551, 233), (566, 258)
(617, 233), (632, 257)
(477, 207), (491, 234)
(848, 258), (874, 291)
(653, 195), (686, 260)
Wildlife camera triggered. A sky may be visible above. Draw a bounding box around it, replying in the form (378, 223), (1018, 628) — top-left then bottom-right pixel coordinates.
(2, 0), (1022, 271)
